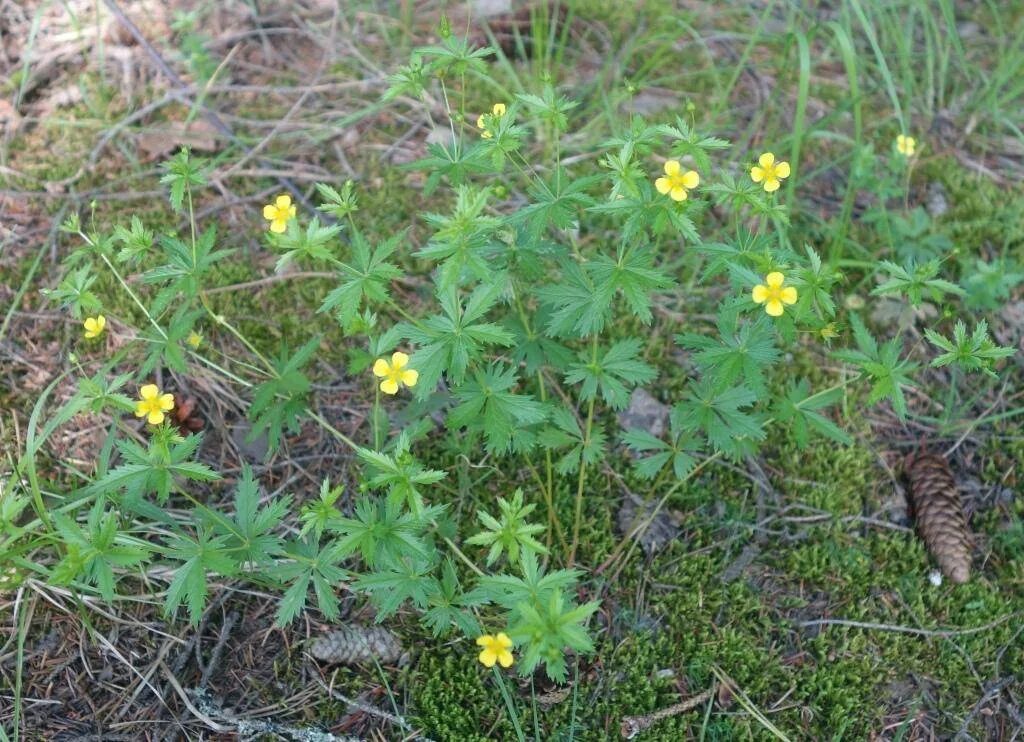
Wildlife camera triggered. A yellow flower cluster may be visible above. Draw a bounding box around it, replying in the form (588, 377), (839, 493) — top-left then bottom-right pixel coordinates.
(135, 384), (175, 425)
(372, 351), (418, 395)
(263, 194), (297, 233)
(476, 632), (514, 668)
(476, 103), (506, 139)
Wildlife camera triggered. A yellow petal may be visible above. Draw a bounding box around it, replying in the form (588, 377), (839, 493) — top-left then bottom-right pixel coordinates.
(654, 177), (671, 195)
(476, 635), (492, 647)
(670, 187), (688, 202)
(159, 393), (176, 411)
(681, 170), (699, 189)
(263, 204), (278, 220)
(270, 219), (288, 233)
(752, 285), (768, 303)
(478, 649), (497, 668)
(758, 152), (775, 168)
(380, 379), (399, 395)
(140, 384), (159, 400)
(390, 351), (409, 369)
(780, 286), (798, 305)
(134, 402), (148, 418)
(496, 632), (512, 648)
(493, 103), (506, 116)
(97, 315), (106, 331)
(774, 161), (790, 178)
(275, 194), (292, 210)
(763, 178), (780, 193)
(663, 159), (681, 176)
(765, 272), (785, 288)
(372, 359), (390, 378)
(476, 114), (487, 130)
(750, 166), (765, 183)
(765, 300), (784, 317)
(147, 409), (165, 425)
(481, 130), (493, 139)
(401, 369), (418, 387)
(497, 650), (514, 668)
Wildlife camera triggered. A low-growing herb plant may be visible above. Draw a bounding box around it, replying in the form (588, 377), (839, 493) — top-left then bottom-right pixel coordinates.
(5, 20), (1014, 727)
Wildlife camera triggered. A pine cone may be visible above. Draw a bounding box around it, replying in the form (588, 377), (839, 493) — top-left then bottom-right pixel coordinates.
(905, 452), (971, 583)
(308, 625), (404, 665)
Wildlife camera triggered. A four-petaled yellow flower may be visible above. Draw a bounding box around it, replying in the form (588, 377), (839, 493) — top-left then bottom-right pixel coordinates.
(655, 160), (699, 202)
(752, 272), (798, 317)
(187, 331), (202, 349)
(372, 351), (419, 395)
(263, 194), (297, 234)
(83, 315), (106, 339)
(476, 632), (514, 668)
(476, 103), (506, 139)
(750, 152), (790, 193)
(134, 384), (175, 425)
(896, 134), (916, 157)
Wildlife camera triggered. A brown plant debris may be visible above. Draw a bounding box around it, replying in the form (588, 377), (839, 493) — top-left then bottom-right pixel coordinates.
(307, 625), (405, 666)
(905, 452), (972, 583)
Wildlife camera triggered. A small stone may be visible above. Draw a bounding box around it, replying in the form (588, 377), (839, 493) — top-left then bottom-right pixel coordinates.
(925, 181), (949, 218)
(616, 496), (679, 556)
(928, 570), (943, 587)
(231, 422), (269, 463)
(617, 388), (669, 438)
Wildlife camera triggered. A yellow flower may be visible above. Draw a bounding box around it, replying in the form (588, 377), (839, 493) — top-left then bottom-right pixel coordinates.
(752, 272), (798, 317)
(654, 160), (699, 202)
(476, 632), (514, 668)
(134, 384), (175, 425)
(750, 152), (790, 193)
(83, 315), (106, 339)
(476, 103), (507, 139)
(372, 351), (419, 395)
(263, 194), (296, 234)
(187, 331), (202, 349)
(896, 134), (916, 157)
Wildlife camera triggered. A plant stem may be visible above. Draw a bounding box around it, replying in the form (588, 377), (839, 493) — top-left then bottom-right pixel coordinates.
(492, 667), (528, 742)
(568, 337), (598, 566)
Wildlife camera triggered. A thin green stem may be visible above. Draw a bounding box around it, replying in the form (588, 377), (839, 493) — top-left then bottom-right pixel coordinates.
(492, 667), (528, 742)
(568, 337), (598, 566)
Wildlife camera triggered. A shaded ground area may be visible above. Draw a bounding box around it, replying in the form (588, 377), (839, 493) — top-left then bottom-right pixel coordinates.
(2, 1), (1023, 739)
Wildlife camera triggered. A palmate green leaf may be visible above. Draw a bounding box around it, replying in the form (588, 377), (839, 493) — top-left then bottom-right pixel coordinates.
(872, 259), (965, 307)
(248, 336), (321, 451)
(382, 53), (428, 101)
(270, 537), (348, 626)
(674, 381), (764, 457)
(465, 489), (548, 566)
(298, 479), (344, 541)
(510, 589), (599, 682)
(330, 496), (436, 569)
(159, 147), (208, 211)
(512, 171), (600, 240)
(272, 217), (344, 271)
(403, 283), (515, 397)
(139, 305), (203, 377)
(833, 314), (919, 418)
(418, 34), (493, 77)
(621, 419), (701, 481)
(447, 364), (547, 454)
(924, 320), (1015, 377)
(535, 260), (615, 338)
(82, 431), (219, 504)
(406, 139), (493, 195)
(318, 229), (403, 327)
(657, 117), (731, 173)
(772, 379), (853, 449)
(50, 501), (150, 601)
(422, 558), (483, 637)
(355, 435), (446, 513)
(565, 339), (657, 410)
(536, 407), (607, 475)
(354, 556), (436, 620)
(678, 314), (779, 396)
(795, 244), (839, 319)
(504, 312), (575, 375)
(207, 464), (289, 567)
(162, 527), (236, 625)
(418, 186), (501, 287)
(471, 551), (582, 621)
(44, 265), (102, 318)
(589, 181), (700, 242)
(589, 247), (675, 325)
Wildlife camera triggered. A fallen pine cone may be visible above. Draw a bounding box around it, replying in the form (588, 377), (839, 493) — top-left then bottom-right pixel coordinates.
(905, 452), (972, 583)
(308, 625), (405, 666)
